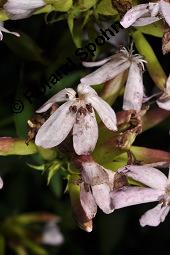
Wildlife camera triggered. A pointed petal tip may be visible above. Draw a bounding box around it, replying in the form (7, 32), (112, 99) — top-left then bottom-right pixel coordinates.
(80, 221), (93, 232)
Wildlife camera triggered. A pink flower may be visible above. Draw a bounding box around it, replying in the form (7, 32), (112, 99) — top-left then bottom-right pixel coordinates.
(35, 84), (117, 155)
(81, 46), (146, 111)
(120, 0), (170, 28)
(111, 164), (170, 226)
(80, 159), (115, 216)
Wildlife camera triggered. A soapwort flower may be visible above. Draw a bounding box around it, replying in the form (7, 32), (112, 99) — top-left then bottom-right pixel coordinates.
(120, 0), (170, 28)
(80, 159), (116, 216)
(4, 0), (46, 20)
(35, 84), (117, 155)
(157, 75), (170, 110)
(81, 46), (146, 111)
(42, 220), (64, 246)
(0, 22), (20, 40)
(111, 164), (170, 227)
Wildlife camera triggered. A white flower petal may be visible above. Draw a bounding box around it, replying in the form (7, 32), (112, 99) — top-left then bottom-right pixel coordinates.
(120, 4), (149, 28)
(4, 0), (45, 10)
(0, 31), (3, 41)
(133, 16), (161, 26)
(149, 2), (160, 17)
(123, 61), (144, 111)
(36, 88), (76, 113)
(156, 99), (170, 111)
(73, 109), (98, 155)
(0, 177), (3, 189)
(80, 183), (97, 219)
(160, 0), (170, 26)
(111, 187), (162, 209)
(82, 56), (112, 67)
(140, 203), (170, 227)
(118, 165), (168, 190)
(82, 161), (109, 186)
(4, 0), (45, 19)
(77, 84), (98, 97)
(42, 221), (64, 246)
(35, 101), (76, 148)
(87, 95), (117, 131)
(92, 183), (114, 214)
(104, 168), (116, 190)
(0, 22), (20, 39)
(80, 57), (130, 86)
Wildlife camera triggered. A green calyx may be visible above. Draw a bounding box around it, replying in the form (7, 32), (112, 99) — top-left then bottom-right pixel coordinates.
(44, 0), (73, 12)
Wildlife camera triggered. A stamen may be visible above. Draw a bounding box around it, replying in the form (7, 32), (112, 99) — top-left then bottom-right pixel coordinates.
(69, 105), (77, 113)
(78, 106), (87, 116)
(86, 103), (93, 113)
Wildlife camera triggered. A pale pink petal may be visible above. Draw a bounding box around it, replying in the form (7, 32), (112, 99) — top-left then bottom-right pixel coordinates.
(73, 109), (98, 155)
(104, 168), (115, 190)
(80, 57), (130, 86)
(160, 0), (170, 26)
(140, 203), (170, 227)
(118, 165), (167, 190)
(36, 88), (76, 113)
(133, 16), (161, 26)
(111, 187), (162, 209)
(35, 101), (76, 148)
(77, 83), (98, 96)
(0, 31), (3, 41)
(92, 183), (114, 214)
(123, 61), (144, 111)
(120, 4), (149, 28)
(156, 99), (170, 111)
(4, 0), (45, 10)
(0, 177), (3, 189)
(42, 221), (64, 245)
(0, 24), (20, 39)
(149, 2), (160, 17)
(82, 56), (112, 67)
(82, 161), (109, 186)
(87, 95), (117, 131)
(80, 183), (97, 219)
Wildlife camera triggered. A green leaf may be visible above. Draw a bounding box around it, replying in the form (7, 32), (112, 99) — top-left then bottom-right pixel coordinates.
(0, 9), (8, 21)
(67, 8), (82, 47)
(12, 245), (27, 255)
(47, 161), (61, 184)
(23, 239), (48, 255)
(27, 163), (45, 171)
(0, 138), (37, 156)
(45, 0), (72, 11)
(132, 30), (167, 90)
(0, 234), (5, 255)
(96, 0), (118, 16)
(4, 32), (46, 64)
(13, 97), (34, 139)
(78, 0), (97, 11)
(137, 22), (164, 38)
(37, 147), (57, 161)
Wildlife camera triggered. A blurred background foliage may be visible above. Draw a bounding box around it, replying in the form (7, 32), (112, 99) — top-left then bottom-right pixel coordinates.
(0, 0), (170, 254)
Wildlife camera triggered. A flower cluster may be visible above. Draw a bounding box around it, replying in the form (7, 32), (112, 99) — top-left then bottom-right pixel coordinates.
(120, 0), (170, 28)
(33, 42), (170, 231)
(0, 0), (169, 234)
